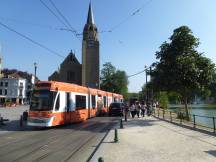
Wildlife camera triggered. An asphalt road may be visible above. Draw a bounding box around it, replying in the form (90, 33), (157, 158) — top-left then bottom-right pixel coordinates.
(0, 117), (119, 162)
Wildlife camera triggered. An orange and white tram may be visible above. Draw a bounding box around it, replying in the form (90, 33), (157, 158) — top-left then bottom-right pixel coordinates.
(27, 81), (123, 127)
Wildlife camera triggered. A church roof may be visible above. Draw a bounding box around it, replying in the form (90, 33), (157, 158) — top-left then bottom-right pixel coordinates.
(87, 2), (94, 24)
(61, 51), (81, 65)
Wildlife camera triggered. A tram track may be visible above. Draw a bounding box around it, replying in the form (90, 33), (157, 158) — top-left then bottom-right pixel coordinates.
(62, 122), (112, 162)
(4, 117), (118, 162)
(0, 120), (94, 149)
(35, 121), (114, 162)
(5, 121), (99, 162)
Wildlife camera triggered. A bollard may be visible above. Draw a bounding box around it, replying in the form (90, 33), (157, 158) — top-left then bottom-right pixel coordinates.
(98, 157), (104, 162)
(170, 112), (172, 122)
(180, 112), (182, 124)
(193, 115), (196, 129)
(23, 111), (28, 122)
(163, 110), (165, 119)
(0, 117), (3, 125)
(20, 115), (23, 127)
(213, 117), (215, 133)
(120, 119), (123, 129)
(114, 129), (118, 143)
(124, 111), (127, 122)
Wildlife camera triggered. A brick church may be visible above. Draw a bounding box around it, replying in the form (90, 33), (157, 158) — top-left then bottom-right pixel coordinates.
(48, 3), (100, 89)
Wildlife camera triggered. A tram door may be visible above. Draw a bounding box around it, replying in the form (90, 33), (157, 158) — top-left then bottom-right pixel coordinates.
(65, 92), (71, 123)
(88, 94), (91, 119)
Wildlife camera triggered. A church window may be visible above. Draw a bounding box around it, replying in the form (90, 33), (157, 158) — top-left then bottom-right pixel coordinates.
(70, 55), (74, 62)
(67, 71), (75, 82)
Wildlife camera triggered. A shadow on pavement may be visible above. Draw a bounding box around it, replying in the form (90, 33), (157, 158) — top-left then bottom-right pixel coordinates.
(205, 150), (216, 157)
(123, 118), (159, 128)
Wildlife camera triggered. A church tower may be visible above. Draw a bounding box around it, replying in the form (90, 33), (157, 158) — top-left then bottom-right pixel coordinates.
(82, 2), (100, 88)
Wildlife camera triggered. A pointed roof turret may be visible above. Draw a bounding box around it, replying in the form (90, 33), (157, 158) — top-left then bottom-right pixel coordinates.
(87, 2), (95, 24)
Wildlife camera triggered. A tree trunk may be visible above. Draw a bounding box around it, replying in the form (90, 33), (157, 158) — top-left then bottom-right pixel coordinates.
(184, 95), (190, 121)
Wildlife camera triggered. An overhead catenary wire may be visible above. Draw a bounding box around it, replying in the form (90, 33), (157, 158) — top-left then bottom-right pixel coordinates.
(39, 0), (70, 30)
(0, 21), (65, 58)
(57, 0), (153, 36)
(48, 0), (79, 37)
(103, 0), (153, 33)
(0, 16), (61, 30)
(39, 0), (80, 41)
(127, 69), (145, 78)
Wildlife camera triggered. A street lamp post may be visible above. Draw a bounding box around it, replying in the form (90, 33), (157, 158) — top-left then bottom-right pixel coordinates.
(145, 65), (148, 103)
(34, 62), (37, 83)
(145, 65), (153, 105)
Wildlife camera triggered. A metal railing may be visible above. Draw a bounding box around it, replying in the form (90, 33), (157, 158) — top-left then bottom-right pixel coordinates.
(153, 108), (216, 133)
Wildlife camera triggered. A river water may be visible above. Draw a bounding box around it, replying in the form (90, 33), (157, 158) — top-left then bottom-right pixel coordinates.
(169, 104), (216, 129)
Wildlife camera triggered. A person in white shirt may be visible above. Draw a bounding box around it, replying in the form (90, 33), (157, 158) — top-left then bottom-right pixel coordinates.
(130, 104), (136, 118)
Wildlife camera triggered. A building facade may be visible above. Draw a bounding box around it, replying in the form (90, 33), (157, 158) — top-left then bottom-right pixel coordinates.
(49, 51), (82, 85)
(0, 77), (27, 105)
(48, 3), (100, 89)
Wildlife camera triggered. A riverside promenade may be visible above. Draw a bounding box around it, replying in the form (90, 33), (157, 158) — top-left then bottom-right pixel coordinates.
(90, 117), (216, 162)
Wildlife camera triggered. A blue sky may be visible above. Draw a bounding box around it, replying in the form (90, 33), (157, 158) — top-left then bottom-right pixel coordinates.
(0, 0), (215, 92)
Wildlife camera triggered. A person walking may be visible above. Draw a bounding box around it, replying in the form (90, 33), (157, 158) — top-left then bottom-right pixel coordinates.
(130, 103), (136, 118)
(124, 102), (129, 119)
(141, 102), (146, 117)
(153, 102), (157, 114)
(135, 102), (140, 118)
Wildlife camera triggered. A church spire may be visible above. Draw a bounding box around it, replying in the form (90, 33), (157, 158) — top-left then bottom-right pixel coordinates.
(87, 2), (94, 24)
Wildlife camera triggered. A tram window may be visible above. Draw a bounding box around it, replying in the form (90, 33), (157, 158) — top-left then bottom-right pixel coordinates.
(55, 94), (60, 111)
(30, 90), (57, 111)
(91, 95), (96, 109)
(66, 93), (70, 112)
(75, 95), (86, 110)
(103, 96), (107, 107)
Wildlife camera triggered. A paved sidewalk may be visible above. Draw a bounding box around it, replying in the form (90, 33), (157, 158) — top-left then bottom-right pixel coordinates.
(0, 105), (29, 134)
(90, 117), (216, 162)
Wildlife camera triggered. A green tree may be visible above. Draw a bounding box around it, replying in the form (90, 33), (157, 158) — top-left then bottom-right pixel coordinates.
(152, 26), (215, 120)
(100, 62), (129, 98)
(100, 62), (116, 92)
(209, 71), (216, 102)
(155, 92), (169, 109)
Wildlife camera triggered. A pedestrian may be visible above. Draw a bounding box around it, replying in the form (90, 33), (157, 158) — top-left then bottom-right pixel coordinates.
(135, 102), (140, 118)
(153, 102), (157, 113)
(130, 103), (136, 118)
(124, 102), (129, 117)
(156, 101), (159, 108)
(141, 102), (146, 117)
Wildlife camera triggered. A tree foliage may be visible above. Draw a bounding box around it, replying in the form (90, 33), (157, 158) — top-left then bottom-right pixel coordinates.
(100, 62), (128, 97)
(151, 26), (215, 119)
(2, 68), (38, 81)
(209, 72), (216, 101)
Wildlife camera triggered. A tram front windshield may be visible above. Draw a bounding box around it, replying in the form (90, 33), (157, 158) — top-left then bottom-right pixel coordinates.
(30, 90), (57, 111)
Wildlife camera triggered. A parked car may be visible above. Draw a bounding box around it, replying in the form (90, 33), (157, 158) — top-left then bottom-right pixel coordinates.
(109, 102), (124, 116)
